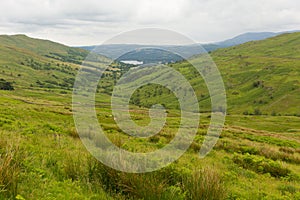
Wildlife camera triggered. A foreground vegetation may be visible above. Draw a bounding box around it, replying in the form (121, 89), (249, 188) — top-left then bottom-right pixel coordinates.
(0, 89), (299, 199)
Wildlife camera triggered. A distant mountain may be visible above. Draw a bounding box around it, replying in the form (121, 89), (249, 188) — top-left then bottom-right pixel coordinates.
(216, 32), (280, 47)
(80, 44), (217, 63)
(79, 31), (299, 63)
(216, 30), (299, 47)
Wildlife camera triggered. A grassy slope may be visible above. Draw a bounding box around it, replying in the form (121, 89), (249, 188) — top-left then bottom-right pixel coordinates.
(132, 33), (300, 115)
(212, 32), (300, 115)
(0, 34), (299, 199)
(0, 34), (111, 91)
(0, 34), (87, 58)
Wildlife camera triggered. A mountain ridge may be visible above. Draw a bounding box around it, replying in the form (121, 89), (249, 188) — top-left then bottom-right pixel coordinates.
(78, 30), (300, 61)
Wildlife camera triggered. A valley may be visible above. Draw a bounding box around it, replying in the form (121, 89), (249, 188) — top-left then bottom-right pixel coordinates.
(0, 32), (299, 199)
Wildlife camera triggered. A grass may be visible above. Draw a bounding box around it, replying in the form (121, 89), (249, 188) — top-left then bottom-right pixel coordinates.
(0, 88), (299, 199)
(183, 168), (226, 200)
(0, 141), (20, 198)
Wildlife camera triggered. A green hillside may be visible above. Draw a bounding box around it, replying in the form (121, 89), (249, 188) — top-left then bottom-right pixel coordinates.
(131, 32), (300, 116)
(0, 34), (112, 93)
(0, 34), (88, 61)
(213, 32), (300, 115)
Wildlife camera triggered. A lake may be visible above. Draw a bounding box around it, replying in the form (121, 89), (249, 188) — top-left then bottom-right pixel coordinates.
(120, 60), (143, 65)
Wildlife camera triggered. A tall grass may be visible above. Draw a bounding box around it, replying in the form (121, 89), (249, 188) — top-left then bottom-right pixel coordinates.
(0, 143), (21, 198)
(118, 173), (169, 200)
(86, 157), (226, 200)
(86, 158), (170, 199)
(183, 168), (226, 200)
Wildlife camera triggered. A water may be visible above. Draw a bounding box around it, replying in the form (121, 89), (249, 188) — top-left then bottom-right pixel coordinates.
(120, 60), (143, 65)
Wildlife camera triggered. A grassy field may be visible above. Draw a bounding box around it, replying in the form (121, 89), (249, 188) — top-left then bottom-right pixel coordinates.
(0, 33), (299, 199)
(0, 88), (299, 199)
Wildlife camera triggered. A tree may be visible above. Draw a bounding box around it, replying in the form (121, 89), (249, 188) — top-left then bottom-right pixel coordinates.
(0, 79), (14, 90)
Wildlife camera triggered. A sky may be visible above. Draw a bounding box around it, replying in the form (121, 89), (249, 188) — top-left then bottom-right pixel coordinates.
(0, 0), (299, 46)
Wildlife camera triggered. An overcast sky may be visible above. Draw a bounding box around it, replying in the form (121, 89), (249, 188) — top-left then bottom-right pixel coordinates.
(0, 0), (299, 46)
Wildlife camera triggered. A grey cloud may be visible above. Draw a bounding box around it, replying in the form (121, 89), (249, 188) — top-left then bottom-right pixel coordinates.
(0, 0), (299, 45)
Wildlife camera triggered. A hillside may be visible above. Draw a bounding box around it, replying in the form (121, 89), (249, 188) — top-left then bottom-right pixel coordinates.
(0, 34), (89, 63)
(212, 32), (300, 115)
(130, 32), (300, 116)
(0, 34), (110, 92)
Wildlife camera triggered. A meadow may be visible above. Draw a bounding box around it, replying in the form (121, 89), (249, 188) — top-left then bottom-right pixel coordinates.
(0, 87), (299, 199)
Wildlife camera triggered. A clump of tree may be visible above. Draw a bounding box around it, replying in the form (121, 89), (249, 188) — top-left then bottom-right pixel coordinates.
(253, 80), (264, 88)
(0, 79), (14, 90)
